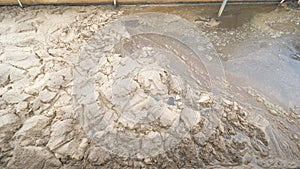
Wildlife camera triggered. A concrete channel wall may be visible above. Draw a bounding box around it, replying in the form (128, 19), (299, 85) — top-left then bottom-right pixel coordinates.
(0, 0), (280, 5)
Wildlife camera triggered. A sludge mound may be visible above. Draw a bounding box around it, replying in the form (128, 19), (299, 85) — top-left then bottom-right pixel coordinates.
(73, 13), (300, 168)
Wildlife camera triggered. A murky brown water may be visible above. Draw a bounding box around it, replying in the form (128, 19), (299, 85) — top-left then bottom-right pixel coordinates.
(122, 4), (276, 28)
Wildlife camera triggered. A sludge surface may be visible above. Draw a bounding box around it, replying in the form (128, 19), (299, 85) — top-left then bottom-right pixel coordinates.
(0, 4), (299, 169)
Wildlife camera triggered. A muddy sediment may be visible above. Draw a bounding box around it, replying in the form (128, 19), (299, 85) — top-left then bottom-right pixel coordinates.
(0, 4), (300, 169)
